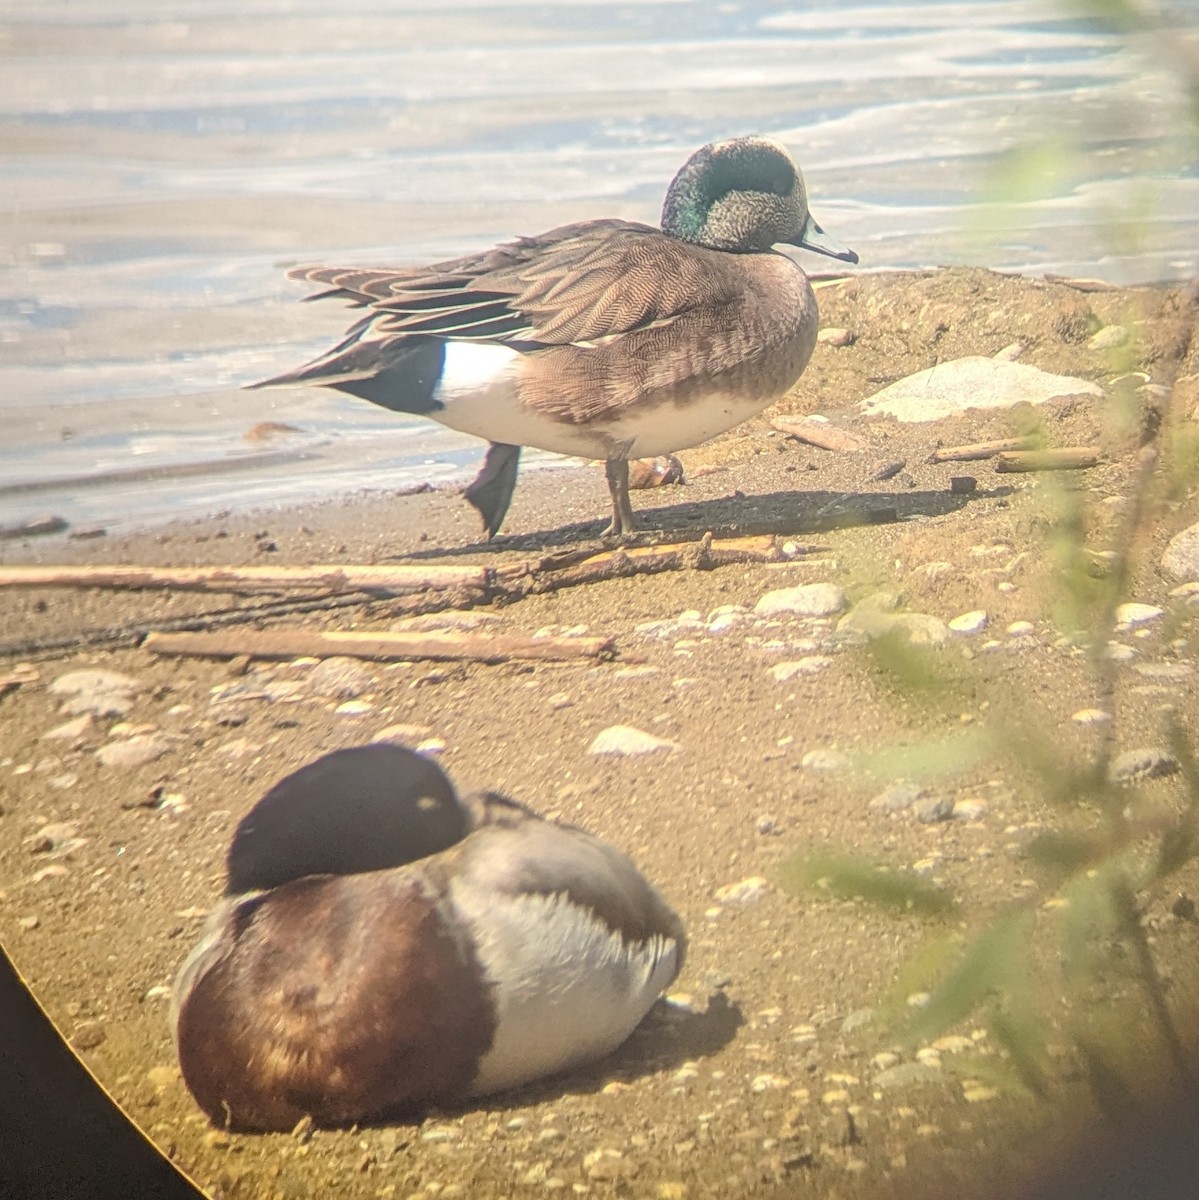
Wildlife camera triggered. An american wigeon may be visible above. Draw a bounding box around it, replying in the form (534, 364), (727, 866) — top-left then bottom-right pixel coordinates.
(171, 744), (685, 1131)
(253, 135), (857, 537)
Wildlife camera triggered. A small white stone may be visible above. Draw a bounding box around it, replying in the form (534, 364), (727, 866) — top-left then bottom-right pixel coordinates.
(754, 583), (845, 618)
(714, 876), (768, 906)
(1006, 620), (1035, 636)
(588, 725), (677, 756)
(801, 748), (849, 771)
(1115, 602), (1163, 628)
(770, 657), (833, 681)
(948, 610), (988, 635)
(751, 1073), (789, 1092)
(334, 699), (373, 716)
(952, 798), (988, 821)
(1071, 708), (1112, 725)
(1105, 642), (1138, 662)
(95, 734), (168, 769)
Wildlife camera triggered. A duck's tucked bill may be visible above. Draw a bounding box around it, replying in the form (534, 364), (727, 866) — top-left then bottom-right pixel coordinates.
(252, 135), (856, 538)
(171, 744), (685, 1131)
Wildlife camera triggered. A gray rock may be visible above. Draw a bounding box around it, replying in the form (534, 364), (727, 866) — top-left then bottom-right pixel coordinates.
(1110, 747), (1180, 783)
(914, 796), (955, 823)
(874, 1062), (944, 1090)
(307, 655), (375, 699)
(588, 725), (677, 756)
(49, 669), (143, 718)
(841, 1007), (876, 1034)
(1132, 662), (1194, 680)
(860, 356), (1102, 423)
(869, 781), (926, 813)
(96, 734), (169, 769)
(755, 583), (845, 618)
(838, 604), (949, 646)
(1088, 324), (1129, 350)
(801, 748), (850, 771)
(41, 714), (95, 744)
(771, 657), (833, 681)
(1162, 523), (1199, 582)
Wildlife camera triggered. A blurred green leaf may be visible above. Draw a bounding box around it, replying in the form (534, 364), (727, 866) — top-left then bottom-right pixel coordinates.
(853, 729), (992, 783)
(1022, 829), (1107, 878)
(896, 910), (1033, 1045)
(989, 1001), (1050, 1097)
(1059, 870), (1121, 987)
(778, 851), (955, 917)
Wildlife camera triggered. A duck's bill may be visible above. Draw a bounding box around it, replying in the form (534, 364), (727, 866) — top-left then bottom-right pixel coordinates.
(795, 215), (858, 264)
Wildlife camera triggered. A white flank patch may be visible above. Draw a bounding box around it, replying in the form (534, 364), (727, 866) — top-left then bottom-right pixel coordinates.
(432, 341), (777, 460)
(454, 888), (680, 1097)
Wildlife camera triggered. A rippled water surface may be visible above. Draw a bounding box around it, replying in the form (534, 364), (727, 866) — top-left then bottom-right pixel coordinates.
(1, 1), (1196, 531)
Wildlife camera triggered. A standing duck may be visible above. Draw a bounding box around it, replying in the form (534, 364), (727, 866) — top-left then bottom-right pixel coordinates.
(253, 135), (857, 537)
(171, 744), (685, 1132)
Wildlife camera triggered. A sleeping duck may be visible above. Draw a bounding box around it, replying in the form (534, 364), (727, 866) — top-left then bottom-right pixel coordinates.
(252, 135), (856, 538)
(171, 743), (685, 1131)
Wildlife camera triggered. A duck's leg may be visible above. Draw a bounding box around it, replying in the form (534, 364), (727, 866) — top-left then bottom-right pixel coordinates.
(463, 442), (522, 538)
(602, 458), (637, 537)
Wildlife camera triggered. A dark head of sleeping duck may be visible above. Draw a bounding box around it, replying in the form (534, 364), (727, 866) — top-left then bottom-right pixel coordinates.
(171, 743), (686, 1132)
(251, 135), (856, 539)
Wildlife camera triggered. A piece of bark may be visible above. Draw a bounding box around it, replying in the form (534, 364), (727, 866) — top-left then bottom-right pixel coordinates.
(143, 628), (615, 664)
(770, 416), (867, 453)
(0, 563), (486, 595)
(995, 447), (1103, 473)
(930, 437), (1036, 464)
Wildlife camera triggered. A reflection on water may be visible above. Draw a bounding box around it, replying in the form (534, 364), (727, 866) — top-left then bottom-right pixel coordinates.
(0, 0), (1195, 532)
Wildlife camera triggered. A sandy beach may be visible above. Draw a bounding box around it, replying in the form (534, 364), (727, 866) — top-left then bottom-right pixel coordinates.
(2, 267), (1199, 1199)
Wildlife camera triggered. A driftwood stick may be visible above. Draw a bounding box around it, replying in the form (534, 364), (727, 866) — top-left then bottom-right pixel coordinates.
(770, 416), (867, 453)
(995, 447), (1104, 473)
(143, 628), (615, 664)
(930, 436), (1037, 464)
(0, 563), (486, 595)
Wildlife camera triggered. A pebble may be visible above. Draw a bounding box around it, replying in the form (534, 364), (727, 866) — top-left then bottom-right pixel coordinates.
(1132, 662), (1194, 680)
(841, 1008), (875, 1034)
(96, 734), (169, 769)
(770, 657), (832, 681)
(868, 781), (925, 813)
(914, 796), (954, 824)
(948, 610), (988, 635)
(583, 1149), (638, 1181)
(1115, 602), (1163, 628)
(334, 700), (374, 717)
(931, 1035), (975, 1054)
(0, 514), (68, 539)
(28, 822), (85, 857)
(754, 583), (845, 618)
(873, 1063), (943, 1091)
(952, 798), (988, 821)
(588, 725), (677, 756)
(1005, 620), (1035, 636)
(838, 605), (949, 647)
(751, 1074), (790, 1092)
(1110, 747), (1180, 782)
(71, 1020), (106, 1050)
(1087, 324), (1129, 350)
(373, 723), (434, 747)
(962, 1084), (1000, 1103)
(307, 655), (375, 698)
(17, 916), (39, 931)
(50, 669), (144, 718)
(41, 714), (95, 744)
(1072, 708), (1111, 725)
(714, 876), (767, 906)
(801, 748), (849, 771)
(818, 326), (855, 346)
(1104, 642), (1138, 663)
(1161, 522), (1199, 582)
